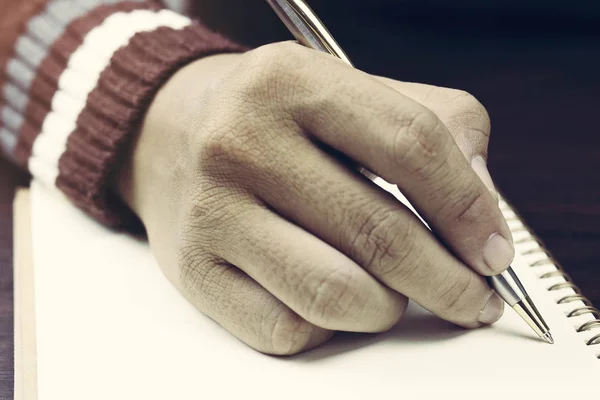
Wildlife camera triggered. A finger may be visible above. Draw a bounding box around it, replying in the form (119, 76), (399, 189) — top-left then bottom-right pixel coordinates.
(175, 254), (333, 355)
(375, 78), (496, 195)
(374, 78), (490, 159)
(248, 137), (503, 327)
(265, 44), (513, 275)
(205, 202), (409, 333)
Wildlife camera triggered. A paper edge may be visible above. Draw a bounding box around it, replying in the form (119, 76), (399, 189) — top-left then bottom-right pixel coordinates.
(13, 188), (38, 400)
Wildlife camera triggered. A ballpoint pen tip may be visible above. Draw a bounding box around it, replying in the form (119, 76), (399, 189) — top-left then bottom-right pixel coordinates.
(543, 332), (554, 344)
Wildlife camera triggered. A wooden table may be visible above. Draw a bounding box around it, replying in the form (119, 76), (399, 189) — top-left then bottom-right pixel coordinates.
(0, 159), (28, 398)
(1, 6), (599, 398)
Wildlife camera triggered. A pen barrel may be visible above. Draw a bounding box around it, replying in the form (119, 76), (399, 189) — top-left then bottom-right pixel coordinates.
(266, 0), (328, 53)
(487, 267), (528, 306)
(265, 0), (354, 66)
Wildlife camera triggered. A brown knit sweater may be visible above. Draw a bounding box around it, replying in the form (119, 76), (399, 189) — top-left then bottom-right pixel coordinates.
(0, 0), (243, 227)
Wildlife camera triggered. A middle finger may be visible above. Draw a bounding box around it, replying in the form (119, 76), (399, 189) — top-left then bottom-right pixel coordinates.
(251, 138), (503, 328)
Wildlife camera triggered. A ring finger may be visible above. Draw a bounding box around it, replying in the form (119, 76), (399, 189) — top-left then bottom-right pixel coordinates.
(205, 200), (409, 333)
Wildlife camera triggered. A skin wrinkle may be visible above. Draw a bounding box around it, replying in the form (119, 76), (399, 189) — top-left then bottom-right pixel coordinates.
(454, 189), (489, 226)
(229, 289), (259, 345)
(416, 153), (460, 206)
(196, 262), (230, 308)
(429, 157), (492, 234)
(443, 108), (491, 157)
(286, 59), (373, 135)
(389, 113), (446, 180)
(200, 117), (258, 168)
(261, 300), (284, 351)
(352, 204), (405, 275)
(198, 105), (289, 188)
(382, 237), (428, 297)
(345, 201), (390, 264)
(445, 117), (491, 155)
(229, 203), (400, 333)
(192, 204), (261, 259)
(178, 246), (216, 291)
(307, 267), (355, 325)
(439, 162), (493, 229)
(237, 129), (323, 216)
(419, 85), (439, 104)
(411, 141), (478, 221)
(227, 45), (298, 112)
(289, 258), (328, 320)
(425, 153), (472, 209)
(269, 307), (315, 355)
(185, 185), (244, 224)
(376, 78), (491, 162)
(244, 130), (300, 194)
(431, 90), (481, 109)
(366, 214), (417, 283)
(437, 267), (474, 314)
(230, 213), (288, 282)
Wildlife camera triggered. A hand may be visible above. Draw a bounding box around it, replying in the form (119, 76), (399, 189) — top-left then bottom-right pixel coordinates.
(117, 42), (513, 355)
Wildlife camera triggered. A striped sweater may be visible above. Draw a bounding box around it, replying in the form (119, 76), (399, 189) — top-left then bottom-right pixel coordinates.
(0, 0), (242, 227)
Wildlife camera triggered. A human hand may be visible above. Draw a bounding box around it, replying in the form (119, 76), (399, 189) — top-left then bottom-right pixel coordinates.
(116, 42), (513, 355)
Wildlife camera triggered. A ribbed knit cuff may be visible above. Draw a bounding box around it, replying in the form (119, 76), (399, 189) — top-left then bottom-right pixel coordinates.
(1, 1), (245, 228)
(56, 22), (245, 227)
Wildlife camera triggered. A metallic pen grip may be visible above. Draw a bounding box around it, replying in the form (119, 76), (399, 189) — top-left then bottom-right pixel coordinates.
(486, 267), (528, 307)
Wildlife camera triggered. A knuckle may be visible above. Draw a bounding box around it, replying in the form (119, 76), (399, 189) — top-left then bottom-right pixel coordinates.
(178, 249), (223, 298)
(233, 42), (305, 105)
(196, 55), (304, 176)
(197, 111), (276, 179)
(436, 271), (478, 318)
(199, 121), (257, 168)
(390, 110), (450, 178)
(365, 293), (410, 333)
(447, 186), (491, 225)
(177, 192), (234, 274)
(195, 127), (230, 167)
(180, 188), (258, 259)
(264, 308), (318, 355)
(305, 269), (358, 325)
(348, 206), (415, 281)
(184, 187), (232, 232)
(448, 90), (491, 138)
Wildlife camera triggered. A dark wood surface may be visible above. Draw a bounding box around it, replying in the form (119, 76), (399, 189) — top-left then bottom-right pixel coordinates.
(1, 4), (599, 398)
(0, 159), (28, 398)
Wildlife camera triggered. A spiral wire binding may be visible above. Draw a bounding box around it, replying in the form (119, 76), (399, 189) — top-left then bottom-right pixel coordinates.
(499, 196), (600, 359)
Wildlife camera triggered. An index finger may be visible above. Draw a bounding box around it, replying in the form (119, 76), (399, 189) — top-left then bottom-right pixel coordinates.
(272, 44), (514, 276)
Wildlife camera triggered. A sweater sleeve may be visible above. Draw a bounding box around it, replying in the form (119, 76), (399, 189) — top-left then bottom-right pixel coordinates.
(0, 0), (244, 228)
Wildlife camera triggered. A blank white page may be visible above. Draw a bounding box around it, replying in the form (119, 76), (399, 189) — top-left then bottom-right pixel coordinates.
(31, 180), (600, 400)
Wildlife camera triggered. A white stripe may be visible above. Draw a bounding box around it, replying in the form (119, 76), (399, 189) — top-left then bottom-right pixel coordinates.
(14, 35), (47, 68)
(29, 9), (191, 188)
(3, 83), (29, 113)
(6, 58), (36, 90)
(0, 128), (18, 157)
(1, 106), (24, 132)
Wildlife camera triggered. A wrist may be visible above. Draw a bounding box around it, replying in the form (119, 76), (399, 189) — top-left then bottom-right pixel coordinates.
(114, 53), (245, 230)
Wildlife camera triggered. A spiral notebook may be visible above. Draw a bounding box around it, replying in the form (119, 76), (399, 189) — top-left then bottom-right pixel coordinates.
(16, 180), (600, 400)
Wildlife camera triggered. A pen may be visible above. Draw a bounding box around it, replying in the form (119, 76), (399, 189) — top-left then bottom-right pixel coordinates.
(266, 0), (554, 344)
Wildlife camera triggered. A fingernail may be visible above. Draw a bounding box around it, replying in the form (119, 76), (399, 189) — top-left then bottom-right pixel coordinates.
(471, 156), (496, 194)
(483, 233), (515, 273)
(478, 292), (504, 325)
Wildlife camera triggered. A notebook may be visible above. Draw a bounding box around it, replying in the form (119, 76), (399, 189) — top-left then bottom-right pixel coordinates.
(19, 179), (600, 400)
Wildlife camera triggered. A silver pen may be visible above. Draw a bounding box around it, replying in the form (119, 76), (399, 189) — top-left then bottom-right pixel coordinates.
(266, 0), (553, 344)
